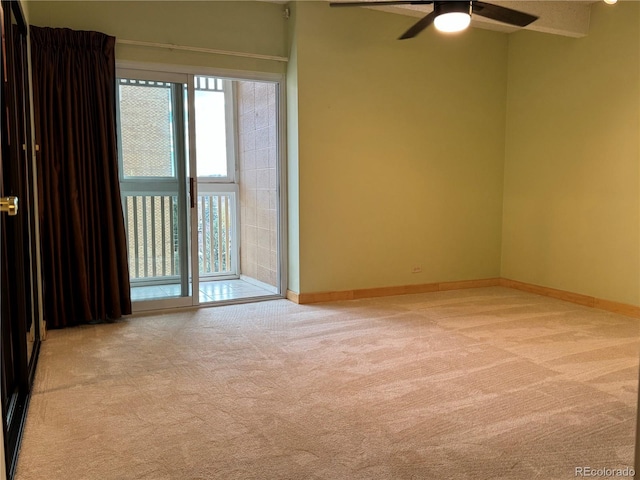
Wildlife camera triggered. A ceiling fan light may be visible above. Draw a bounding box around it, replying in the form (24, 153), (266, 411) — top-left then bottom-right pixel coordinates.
(434, 12), (471, 33)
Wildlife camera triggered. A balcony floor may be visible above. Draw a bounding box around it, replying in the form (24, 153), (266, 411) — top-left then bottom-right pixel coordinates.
(131, 278), (276, 304)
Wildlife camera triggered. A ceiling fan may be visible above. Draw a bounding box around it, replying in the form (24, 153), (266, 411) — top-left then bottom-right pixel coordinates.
(329, 0), (539, 38)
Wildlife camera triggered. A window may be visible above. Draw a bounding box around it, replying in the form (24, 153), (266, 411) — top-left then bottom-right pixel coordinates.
(194, 76), (232, 179)
(118, 79), (179, 179)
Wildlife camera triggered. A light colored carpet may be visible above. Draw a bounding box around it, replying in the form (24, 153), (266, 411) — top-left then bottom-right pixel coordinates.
(15, 287), (639, 479)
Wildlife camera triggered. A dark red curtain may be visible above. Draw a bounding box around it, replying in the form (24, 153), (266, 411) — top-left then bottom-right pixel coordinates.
(30, 26), (131, 328)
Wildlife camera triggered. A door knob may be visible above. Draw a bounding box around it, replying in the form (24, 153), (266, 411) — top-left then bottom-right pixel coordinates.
(0, 196), (18, 216)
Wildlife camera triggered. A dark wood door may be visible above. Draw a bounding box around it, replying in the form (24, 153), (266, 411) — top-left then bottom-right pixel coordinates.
(0, 1), (40, 477)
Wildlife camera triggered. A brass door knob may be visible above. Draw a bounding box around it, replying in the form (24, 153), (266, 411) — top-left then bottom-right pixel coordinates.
(0, 196), (18, 216)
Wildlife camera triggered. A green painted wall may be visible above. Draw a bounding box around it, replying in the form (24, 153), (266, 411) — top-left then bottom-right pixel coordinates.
(293, 2), (508, 293)
(502, 2), (640, 306)
(26, 1), (288, 74)
(286, 3), (301, 293)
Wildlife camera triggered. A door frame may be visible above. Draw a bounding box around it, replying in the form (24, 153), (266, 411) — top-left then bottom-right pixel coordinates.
(117, 61), (288, 310)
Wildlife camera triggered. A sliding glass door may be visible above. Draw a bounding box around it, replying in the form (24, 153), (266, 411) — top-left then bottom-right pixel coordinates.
(117, 68), (284, 311)
(117, 75), (192, 307)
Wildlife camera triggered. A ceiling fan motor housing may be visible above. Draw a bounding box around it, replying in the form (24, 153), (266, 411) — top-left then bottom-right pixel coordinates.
(434, 1), (472, 17)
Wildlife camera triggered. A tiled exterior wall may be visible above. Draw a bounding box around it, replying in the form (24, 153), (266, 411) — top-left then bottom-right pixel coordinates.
(119, 83), (174, 177)
(237, 81), (278, 287)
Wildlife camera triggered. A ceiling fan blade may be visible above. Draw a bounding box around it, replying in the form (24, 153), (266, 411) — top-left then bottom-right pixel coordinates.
(330, 1), (432, 7)
(399, 11), (436, 39)
(471, 1), (538, 27)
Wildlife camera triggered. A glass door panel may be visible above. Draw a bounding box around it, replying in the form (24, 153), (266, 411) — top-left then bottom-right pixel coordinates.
(193, 76), (233, 180)
(117, 78), (192, 307)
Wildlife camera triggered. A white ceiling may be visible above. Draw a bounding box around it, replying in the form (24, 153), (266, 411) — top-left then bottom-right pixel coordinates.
(326, 1), (598, 37)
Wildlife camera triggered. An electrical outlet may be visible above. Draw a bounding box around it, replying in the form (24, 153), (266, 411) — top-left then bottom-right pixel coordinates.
(411, 266), (422, 274)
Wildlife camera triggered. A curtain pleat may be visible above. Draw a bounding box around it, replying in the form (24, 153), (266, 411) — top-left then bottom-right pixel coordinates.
(30, 26), (131, 328)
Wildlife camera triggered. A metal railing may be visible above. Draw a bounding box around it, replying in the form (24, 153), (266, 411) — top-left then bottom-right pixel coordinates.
(197, 193), (233, 276)
(123, 195), (180, 282)
(122, 190), (235, 283)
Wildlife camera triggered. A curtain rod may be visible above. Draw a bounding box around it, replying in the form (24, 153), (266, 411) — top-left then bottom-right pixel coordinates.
(117, 39), (288, 63)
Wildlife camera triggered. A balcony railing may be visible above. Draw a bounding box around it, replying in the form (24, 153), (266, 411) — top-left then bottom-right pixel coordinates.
(197, 193), (233, 276)
(123, 195), (180, 281)
(122, 189), (236, 284)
